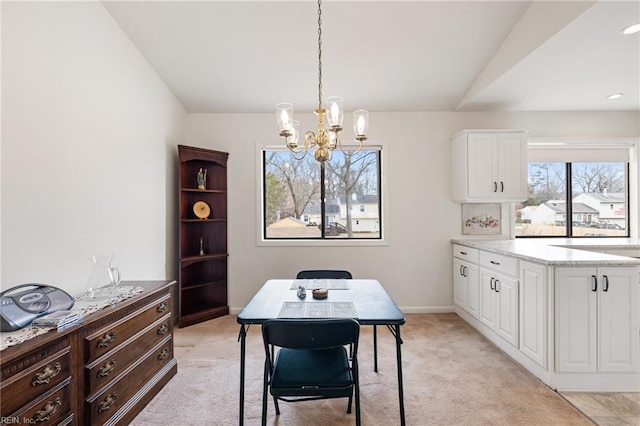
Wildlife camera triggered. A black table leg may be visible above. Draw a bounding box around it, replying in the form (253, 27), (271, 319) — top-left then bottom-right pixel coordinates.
(373, 324), (378, 372)
(238, 324), (247, 426)
(387, 324), (405, 425)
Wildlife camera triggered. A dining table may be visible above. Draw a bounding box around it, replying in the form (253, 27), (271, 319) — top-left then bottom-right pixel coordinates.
(236, 278), (406, 425)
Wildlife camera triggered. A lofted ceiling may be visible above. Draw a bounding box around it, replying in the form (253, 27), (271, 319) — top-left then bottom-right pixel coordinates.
(101, 0), (640, 114)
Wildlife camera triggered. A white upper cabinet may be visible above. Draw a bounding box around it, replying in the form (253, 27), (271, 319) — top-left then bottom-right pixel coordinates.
(452, 130), (528, 203)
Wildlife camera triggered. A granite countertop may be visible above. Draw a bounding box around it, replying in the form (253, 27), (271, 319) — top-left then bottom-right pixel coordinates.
(451, 238), (640, 266)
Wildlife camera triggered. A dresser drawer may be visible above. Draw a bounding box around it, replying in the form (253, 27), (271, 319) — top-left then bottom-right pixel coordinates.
(453, 244), (479, 263)
(85, 314), (172, 395)
(479, 250), (518, 276)
(11, 377), (73, 425)
(84, 294), (170, 363)
(85, 337), (173, 425)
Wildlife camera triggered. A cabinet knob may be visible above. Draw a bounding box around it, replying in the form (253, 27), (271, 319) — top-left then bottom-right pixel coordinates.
(98, 392), (117, 413)
(32, 397), (62, 423)
(157, 301), (168, 313)
(97, 360), (117, 378)
(158, 347), (171, 361)
(32, 362), (61, 386)
(157, 323), (169, 335)
(97, 332), (116, 348)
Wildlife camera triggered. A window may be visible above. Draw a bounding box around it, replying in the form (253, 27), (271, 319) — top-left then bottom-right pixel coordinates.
(262, 147), (382, 240)
(515, 161), (629, 237)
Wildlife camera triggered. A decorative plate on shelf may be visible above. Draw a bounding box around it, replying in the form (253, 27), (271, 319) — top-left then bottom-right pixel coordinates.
(193, 201), (210, 219)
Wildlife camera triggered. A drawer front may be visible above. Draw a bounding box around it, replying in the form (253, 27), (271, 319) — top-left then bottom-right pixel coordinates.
(85, 294), (170, 363)
(85, 314), (172, 395)
(453, 244), (479, 263)
(86, 337), (173, 425)
(11, 378), (73, 425)
(1, 346), (72, 416)
(479, 250), (518, 277)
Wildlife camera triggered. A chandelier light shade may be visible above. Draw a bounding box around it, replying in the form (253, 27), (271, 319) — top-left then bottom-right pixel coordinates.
(276, 0), (369, 163)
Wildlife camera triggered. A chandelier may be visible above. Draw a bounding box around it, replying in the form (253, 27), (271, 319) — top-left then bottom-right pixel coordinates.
(276, 0), (369, 163)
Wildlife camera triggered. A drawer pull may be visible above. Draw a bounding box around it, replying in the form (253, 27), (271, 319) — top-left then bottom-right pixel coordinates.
(157, 323), (169, 335)
(98, 392), (117, 413)
(32, 397), (61, 423)
(98, 360), (117, 377)
(157, 301), (168, 313)
(158, 347), (170, 361)
(97, 332), (116, 348)
(459, 251), (468, 255)
(32, 362), (61, 386)
(490, 260), (501, 265)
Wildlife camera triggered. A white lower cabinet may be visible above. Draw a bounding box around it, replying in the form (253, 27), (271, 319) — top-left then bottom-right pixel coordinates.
(478, 252), (519, 348)
(519, 261), (547, 369)
(556, 267), (639, 373)
(453, 258), (479, 318)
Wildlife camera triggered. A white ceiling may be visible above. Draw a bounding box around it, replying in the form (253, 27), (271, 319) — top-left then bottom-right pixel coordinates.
(102, 0), (640, 114)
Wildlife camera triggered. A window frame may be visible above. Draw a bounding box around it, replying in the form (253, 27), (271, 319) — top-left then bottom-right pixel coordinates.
(257, 140), (389, 247)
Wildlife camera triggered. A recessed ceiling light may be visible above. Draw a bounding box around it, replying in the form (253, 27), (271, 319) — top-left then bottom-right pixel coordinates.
(607, 93), (623, 99)
(621, 23), (640, 35)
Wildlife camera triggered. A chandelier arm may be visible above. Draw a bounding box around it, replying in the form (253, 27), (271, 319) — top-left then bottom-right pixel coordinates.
(287, 147), (309, 161)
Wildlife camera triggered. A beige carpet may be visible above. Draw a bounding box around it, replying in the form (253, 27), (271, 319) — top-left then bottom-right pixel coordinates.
(130, 313), (592, 425)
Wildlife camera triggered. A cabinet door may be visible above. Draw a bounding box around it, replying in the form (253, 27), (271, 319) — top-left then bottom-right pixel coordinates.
(556, 268), (597, 373)
(453, 258), (466, 308)
(496, 273), (519, 347)
(496, 133), (527, 199)
(479, 269), (497, 329)
(466, 133), (498, 198)
(519, 261), (547, 368)
(597, 267), (639, 372)
(465, 263), (480, 319)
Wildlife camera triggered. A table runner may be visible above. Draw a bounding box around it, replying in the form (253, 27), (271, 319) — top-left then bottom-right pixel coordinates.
(278, 301), (357, 319)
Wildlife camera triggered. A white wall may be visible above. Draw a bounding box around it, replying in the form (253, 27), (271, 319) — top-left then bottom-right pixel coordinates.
(187, 111), (639, 312)
(1, 2), (187, 294)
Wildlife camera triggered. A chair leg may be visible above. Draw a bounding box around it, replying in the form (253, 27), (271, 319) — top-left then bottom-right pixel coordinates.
(273, 396), (280, 415)
(262, 362), (269, 426)
(347, 390), (353, 414)
(354, 365), (361, 425)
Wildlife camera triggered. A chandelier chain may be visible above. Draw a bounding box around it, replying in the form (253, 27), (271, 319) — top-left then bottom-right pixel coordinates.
(317, 0), (322, 110)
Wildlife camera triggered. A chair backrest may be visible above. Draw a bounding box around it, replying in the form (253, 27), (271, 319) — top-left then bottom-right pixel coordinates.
(296, 270), (353, 279)
(262, 319), (359, 352)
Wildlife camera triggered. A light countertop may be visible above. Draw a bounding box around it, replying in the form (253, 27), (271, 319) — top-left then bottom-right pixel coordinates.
(451, 238), (640, 266)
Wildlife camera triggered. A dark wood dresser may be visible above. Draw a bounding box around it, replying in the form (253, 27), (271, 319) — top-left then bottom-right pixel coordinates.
(0, 281), (177, 425)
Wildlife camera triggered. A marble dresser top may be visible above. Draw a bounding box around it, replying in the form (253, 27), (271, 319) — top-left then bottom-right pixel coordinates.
(451, 238), (640, 266)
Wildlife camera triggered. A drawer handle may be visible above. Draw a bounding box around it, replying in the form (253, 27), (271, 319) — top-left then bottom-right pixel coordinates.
(158, 347), (170, 361)
(32, 362), (61, 386)
(157, 323), (169, 335)
(97, 332), (116, 348)
(157, 301), (168, 313)
(32, 397), (61, 423)
(459, 251), (468, 255)
(98, 360), (117, 378)
(490, 260), (501, 265)
(98, 392), (117, 413)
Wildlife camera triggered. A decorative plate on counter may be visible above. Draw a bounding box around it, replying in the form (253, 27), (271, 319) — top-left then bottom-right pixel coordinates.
(193, 201), (210, 219)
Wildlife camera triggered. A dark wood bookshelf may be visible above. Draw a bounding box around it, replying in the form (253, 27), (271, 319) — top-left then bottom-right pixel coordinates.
(177, 145), (229, 327)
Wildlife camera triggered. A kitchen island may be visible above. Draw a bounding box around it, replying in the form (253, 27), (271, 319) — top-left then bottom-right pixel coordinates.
(451, 238), (640, 391)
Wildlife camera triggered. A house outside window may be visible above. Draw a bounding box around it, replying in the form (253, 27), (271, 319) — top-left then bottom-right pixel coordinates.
(262, 147), (382, 240)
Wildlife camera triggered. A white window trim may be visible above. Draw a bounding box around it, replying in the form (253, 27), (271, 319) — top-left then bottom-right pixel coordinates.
(256, 139), (390, 247)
